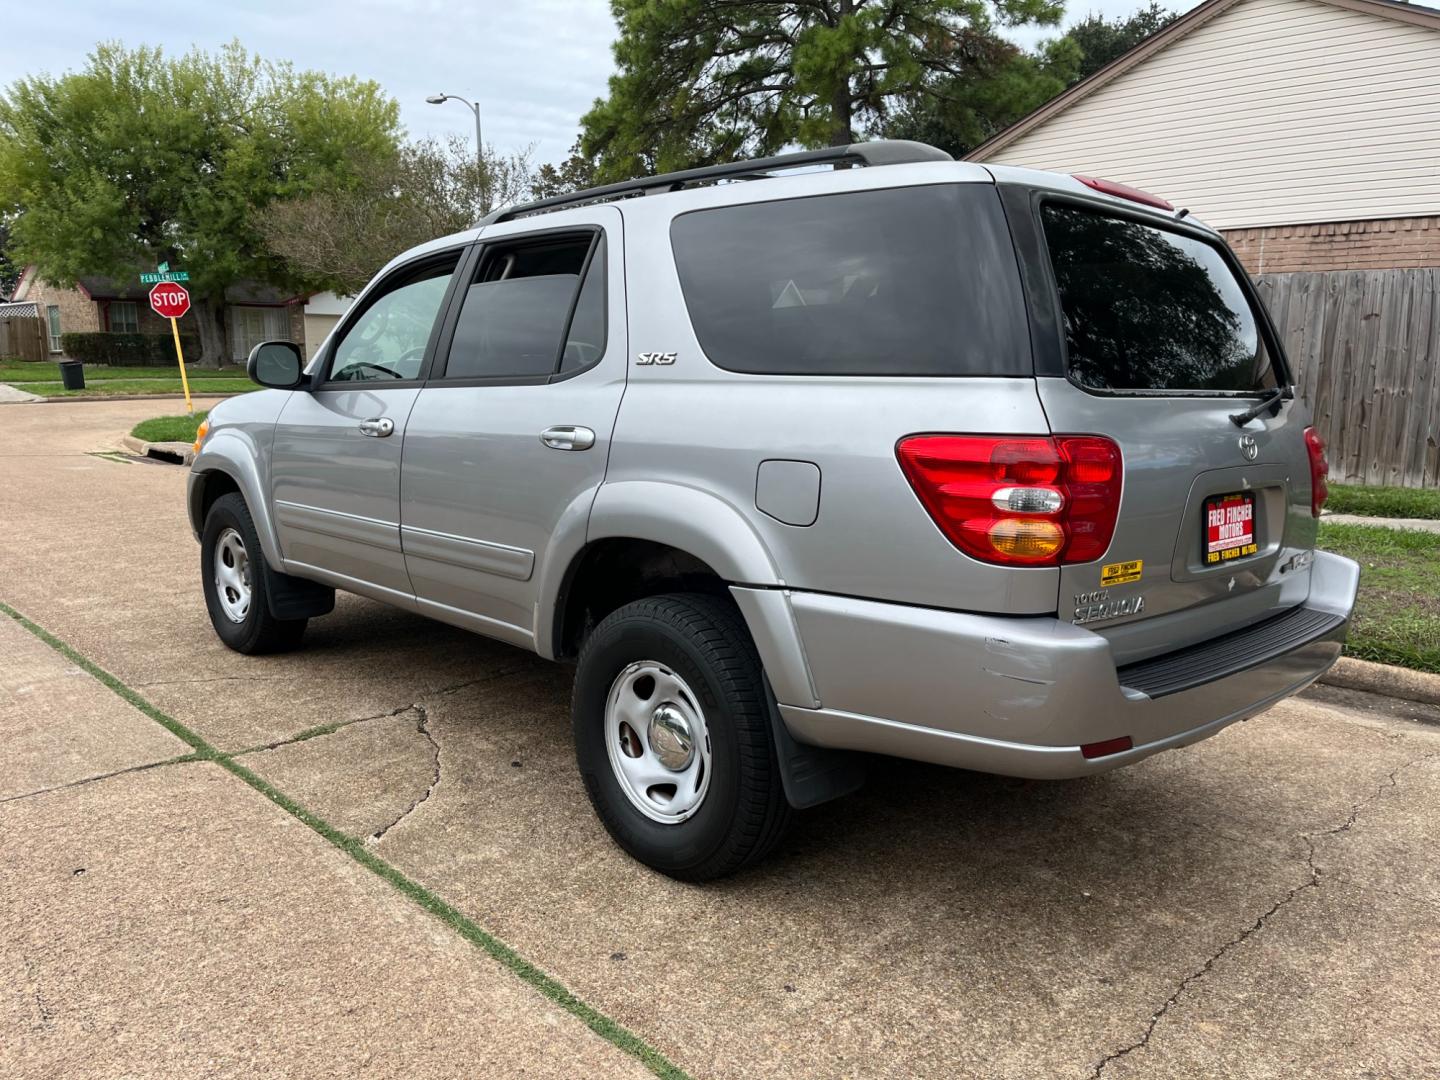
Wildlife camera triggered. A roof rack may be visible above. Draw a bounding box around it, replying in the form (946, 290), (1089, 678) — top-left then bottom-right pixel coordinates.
(481, 139), (952, 225)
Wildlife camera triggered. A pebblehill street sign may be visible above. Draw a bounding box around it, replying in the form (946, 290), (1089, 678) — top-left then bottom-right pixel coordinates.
(140, 270), (190, 284)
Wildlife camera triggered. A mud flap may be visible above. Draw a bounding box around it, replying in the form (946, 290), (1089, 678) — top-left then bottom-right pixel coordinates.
(263, 564), (335, 621)
(767, 682), (867, 809)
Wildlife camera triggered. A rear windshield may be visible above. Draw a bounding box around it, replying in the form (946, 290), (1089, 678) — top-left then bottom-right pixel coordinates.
(670, 184), (1029, 377)
(1041, 204), (1278, 393)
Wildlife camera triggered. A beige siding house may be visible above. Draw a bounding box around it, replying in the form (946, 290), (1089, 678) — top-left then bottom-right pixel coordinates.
(970, 0), (1440, 487)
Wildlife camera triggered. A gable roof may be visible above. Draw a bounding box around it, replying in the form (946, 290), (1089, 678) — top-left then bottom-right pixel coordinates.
(969, 0), (1440, 160)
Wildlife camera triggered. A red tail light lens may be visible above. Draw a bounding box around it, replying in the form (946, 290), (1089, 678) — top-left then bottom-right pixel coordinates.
(1304, 427), (1329, 517)
(896, 435), (1123, 566)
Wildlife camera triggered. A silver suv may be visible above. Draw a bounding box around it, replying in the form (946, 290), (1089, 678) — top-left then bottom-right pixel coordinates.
(190, 140), (1359, 880)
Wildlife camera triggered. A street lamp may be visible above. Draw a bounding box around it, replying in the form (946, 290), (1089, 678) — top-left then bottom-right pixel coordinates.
(426, 93), (487, 209)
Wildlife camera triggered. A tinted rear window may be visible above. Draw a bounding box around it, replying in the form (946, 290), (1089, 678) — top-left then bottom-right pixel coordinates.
(1041, 204), (1278, 393)
(670, 184), (1028, 377)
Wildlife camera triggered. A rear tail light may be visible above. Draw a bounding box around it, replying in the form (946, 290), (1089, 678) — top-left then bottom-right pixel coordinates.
(1304, 426), (1329, 517)
(1072, 174), (1174, 211)
(896, 434), (1123, 566)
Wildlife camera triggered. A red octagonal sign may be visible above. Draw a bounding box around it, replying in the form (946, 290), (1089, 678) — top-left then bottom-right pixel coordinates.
(149, 282), (191, 319)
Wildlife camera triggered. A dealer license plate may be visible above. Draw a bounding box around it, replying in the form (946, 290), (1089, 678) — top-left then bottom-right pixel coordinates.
(1204, 491), (1257, 564)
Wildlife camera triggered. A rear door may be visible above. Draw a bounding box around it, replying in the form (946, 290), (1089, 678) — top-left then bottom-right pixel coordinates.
(1006, 189), (1319, 662)
(399, 207), (625, 647)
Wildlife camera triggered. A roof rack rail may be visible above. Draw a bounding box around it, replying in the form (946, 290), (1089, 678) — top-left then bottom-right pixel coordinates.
(481, 139), (952, 225)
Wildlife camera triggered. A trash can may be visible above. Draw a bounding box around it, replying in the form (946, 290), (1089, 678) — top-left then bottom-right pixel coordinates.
(58, 360), (85, 390)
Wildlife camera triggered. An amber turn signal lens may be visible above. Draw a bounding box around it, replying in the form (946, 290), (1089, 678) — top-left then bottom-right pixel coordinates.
(192, 420), (209, 454)
(987, 518), (1065, 558)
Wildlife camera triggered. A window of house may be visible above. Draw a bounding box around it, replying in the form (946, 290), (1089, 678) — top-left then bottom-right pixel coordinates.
(229, 306), (292, 365)
(46, 306), (62, 353)
(109, 302), (139, 334)
(441, 232), (605, 381)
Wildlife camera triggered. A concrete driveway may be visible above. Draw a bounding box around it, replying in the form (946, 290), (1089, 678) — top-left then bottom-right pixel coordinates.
(3, 399), (1438, 1079)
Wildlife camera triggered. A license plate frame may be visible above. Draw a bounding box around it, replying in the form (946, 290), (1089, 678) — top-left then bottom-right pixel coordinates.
(1203, 491), (1258, 565)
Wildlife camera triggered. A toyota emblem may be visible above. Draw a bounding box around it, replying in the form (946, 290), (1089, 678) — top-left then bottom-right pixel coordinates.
(1238, 434), (1259, 461)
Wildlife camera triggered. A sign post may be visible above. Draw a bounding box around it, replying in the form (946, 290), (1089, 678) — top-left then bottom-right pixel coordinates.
(148, 281), (193, 413)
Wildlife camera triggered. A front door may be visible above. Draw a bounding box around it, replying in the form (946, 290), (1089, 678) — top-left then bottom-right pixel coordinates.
(270, 249), (463, 602)
(400, 208), (626, 647)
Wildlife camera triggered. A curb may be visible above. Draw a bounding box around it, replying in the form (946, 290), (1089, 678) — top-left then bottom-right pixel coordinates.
(1319, 656), (1440, 707)
(121, 433), (195, 466)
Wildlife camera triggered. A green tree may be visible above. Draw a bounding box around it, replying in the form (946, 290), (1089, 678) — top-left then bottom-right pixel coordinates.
(581, 0), (1066, 182)
(0, 42), (399, 365)
(532, 141), (599, 200)
(1066, 3), (1177, 82)
(0, 214), (19, 300)
(258, 136), (538, 296)
(884, 33), (1078, 157)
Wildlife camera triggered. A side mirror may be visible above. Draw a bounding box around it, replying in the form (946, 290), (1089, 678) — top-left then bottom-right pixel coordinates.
(247, 340), (307, 390)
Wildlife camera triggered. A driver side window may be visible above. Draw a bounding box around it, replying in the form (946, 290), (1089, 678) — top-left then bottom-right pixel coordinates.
(328, 256), (459, 383)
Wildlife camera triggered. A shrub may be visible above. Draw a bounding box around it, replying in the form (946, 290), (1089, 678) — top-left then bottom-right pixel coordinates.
(59, 331), (203, 366)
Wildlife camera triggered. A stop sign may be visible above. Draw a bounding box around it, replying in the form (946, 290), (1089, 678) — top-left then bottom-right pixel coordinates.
(149, 282), (191, 319)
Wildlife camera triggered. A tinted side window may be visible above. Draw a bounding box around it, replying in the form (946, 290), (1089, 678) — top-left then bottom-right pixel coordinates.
(561, 236), (606, 373)
(329, 258), (458, 382)
(670, 184), (1028, 377)
(444, 233), (604, 380)
(1041, 205), (1277, 392)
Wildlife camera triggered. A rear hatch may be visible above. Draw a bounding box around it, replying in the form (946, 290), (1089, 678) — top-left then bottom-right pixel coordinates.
(1002, 185), (1323, 665)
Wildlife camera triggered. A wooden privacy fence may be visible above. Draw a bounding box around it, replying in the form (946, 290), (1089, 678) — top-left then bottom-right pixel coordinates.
(1255, 268), (1440, 488)
(0, 313), (47, 363)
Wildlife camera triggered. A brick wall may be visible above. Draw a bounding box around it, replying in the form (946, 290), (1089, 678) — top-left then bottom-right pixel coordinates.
(20, 278), (101, 350)
(1223, 215), (1440, 275)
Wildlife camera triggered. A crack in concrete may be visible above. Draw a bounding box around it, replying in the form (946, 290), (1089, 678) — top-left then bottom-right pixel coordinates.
(226, 668), (525, 758)
(368, 703), (441, 844)
(0, 753), (201, 805)
(1089, 749), (1440, 1079)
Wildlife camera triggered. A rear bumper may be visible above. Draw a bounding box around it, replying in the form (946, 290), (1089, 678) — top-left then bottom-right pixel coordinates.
(738, 550), (1359, 780)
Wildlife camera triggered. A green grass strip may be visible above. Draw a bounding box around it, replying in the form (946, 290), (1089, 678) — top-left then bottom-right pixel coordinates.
(0, 599), (690, 1080)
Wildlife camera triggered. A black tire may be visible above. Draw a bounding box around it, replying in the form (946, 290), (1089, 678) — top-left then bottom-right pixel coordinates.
(573, 593), (791, 881)
(200, 492), (308, 654)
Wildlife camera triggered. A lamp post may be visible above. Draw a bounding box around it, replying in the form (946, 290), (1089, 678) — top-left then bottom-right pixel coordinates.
(426, 93), (487, 209)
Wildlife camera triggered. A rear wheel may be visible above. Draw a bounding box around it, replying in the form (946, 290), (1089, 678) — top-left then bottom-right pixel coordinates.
(201, 493), (307, 654)
(573, 593), (790, 881)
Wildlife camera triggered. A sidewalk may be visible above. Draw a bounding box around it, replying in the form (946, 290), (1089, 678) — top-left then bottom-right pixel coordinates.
(1323, 511), (1440, 534)
(0, 383), (43, 404)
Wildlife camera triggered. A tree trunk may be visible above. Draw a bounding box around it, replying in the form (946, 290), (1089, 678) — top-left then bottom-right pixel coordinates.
(829, 88), (854, 146)
(829, 0), (856, 146)
(194, 299), (228, 369)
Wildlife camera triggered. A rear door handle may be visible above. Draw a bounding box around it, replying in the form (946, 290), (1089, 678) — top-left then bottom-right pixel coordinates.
(359, 417), (395, 438)
(540, 426), (596, 451)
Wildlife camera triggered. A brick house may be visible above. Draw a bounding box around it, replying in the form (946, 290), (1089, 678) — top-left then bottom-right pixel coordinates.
(11, 268), (307, 363)
(968, 0), (1440, 486)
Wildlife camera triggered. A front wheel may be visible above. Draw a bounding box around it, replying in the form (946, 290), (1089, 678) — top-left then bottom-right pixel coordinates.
(200, 492), (307, 654)
(573, 593), (790, 881)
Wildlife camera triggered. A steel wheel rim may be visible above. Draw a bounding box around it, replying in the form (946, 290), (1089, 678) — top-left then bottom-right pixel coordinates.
(213, 527), (252, 624)
(604, 661), (712, 825)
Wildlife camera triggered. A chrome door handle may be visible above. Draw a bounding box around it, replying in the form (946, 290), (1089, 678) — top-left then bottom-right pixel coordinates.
(359, 417), (395, 438)
(540, 426), (596, 451)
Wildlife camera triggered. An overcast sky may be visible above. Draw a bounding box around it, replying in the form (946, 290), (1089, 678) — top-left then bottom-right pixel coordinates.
(1, 0), (1199, 166)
